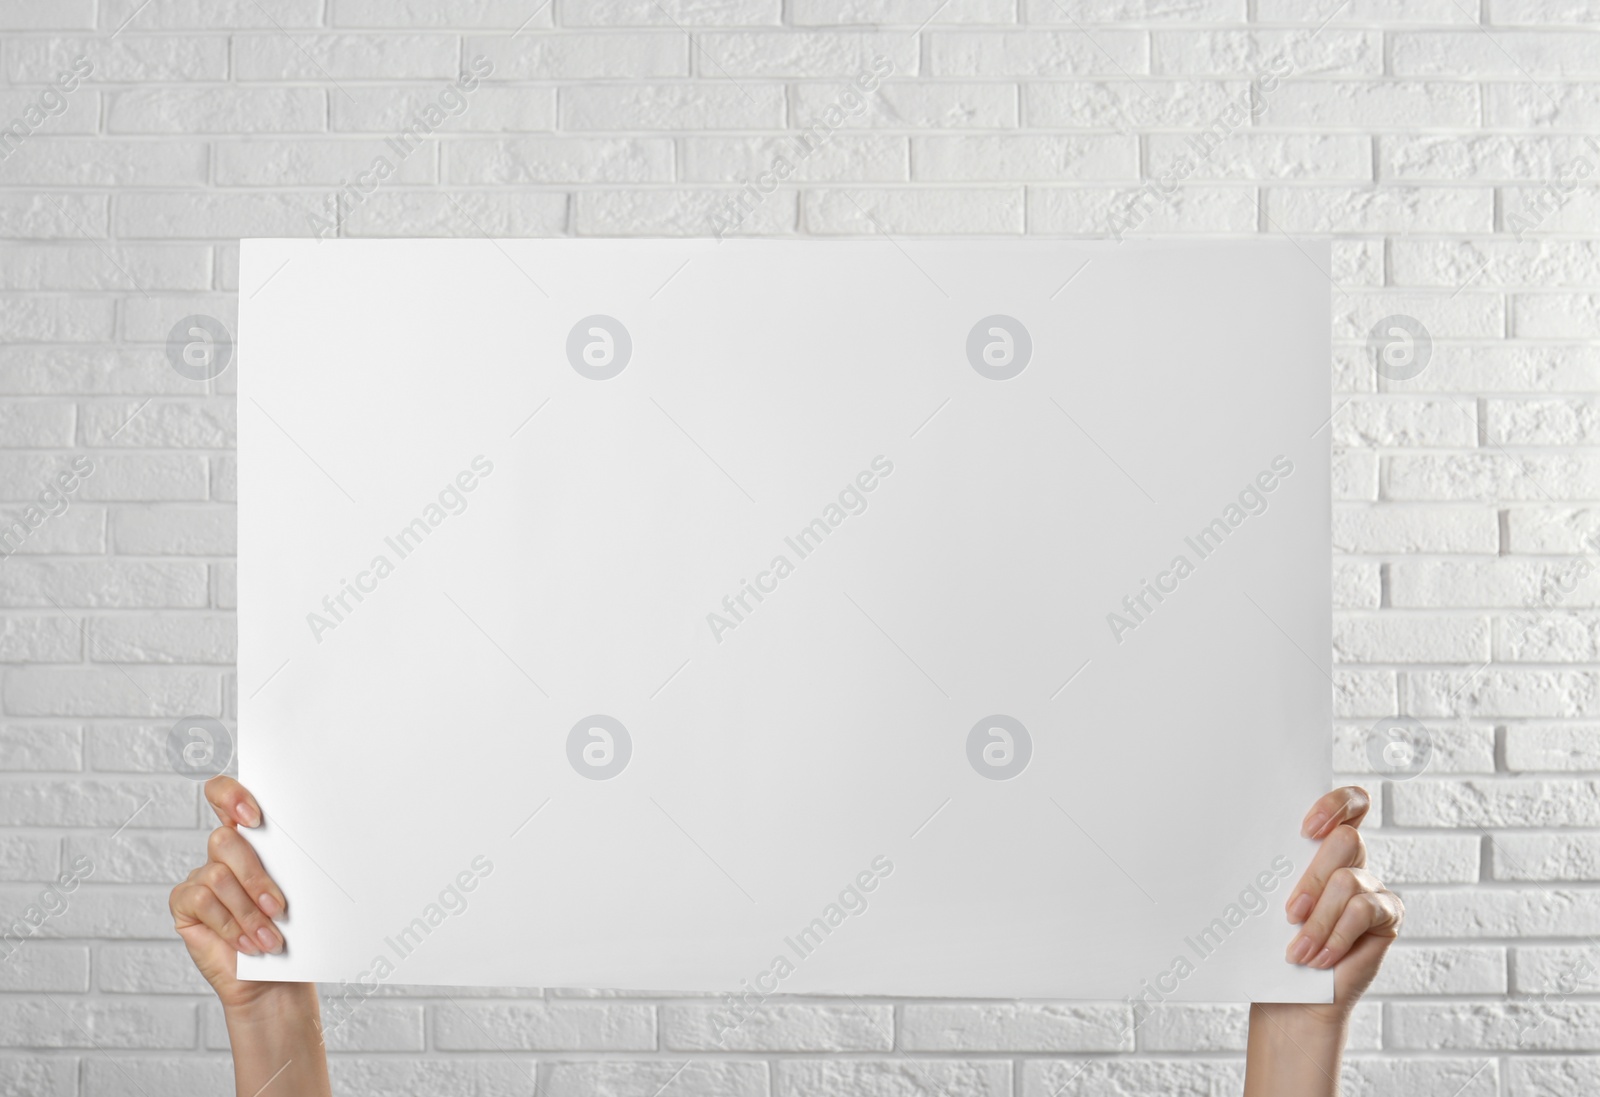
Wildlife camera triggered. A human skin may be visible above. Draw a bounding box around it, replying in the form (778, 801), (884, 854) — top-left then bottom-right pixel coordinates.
(173, 779), (1399, 1097)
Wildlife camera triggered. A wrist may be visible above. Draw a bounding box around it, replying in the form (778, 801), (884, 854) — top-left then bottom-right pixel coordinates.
(221, 980), (319, 1030)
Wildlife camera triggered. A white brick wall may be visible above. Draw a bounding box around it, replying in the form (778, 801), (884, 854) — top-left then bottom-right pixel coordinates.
(0, 2), (1595, 1095)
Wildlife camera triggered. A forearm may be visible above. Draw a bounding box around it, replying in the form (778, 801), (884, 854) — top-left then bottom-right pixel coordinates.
(222, 983), (332, 1097)
(1243, 1004), (1346, 1097)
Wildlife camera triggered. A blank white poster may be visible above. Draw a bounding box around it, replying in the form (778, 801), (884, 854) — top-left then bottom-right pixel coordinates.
(237, 238), (1333, 1011)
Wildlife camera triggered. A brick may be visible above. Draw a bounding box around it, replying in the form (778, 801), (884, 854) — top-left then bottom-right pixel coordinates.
(806, 81), (1017, 129)
(65, 832), (200, 885)
(98, 942), (212, 994)
(915, 135), (1135, 181)
(116, 192), (336, 239)
(1394, 31), (1600, 77)
(1151, 30), (1381, 76)
(0, 724), (81, 770)
(465, 33), (687, 79)
(1504, 507), (1600, 552)
(1505, 723), (1600, 770)
(1340, 1058), (1499, 1096)
(1019, 1059), (1241, 1097)
(0, 944), (88, 991)
(0, 1056), (76, 1096)
(433, 1002), (654, 1050)
(0, 244), (209, 291)
(1333, 720), (1495, 773)
(1382, 134), (1600, 181)
(1506, 1057), (1600, 1097)
(342, 190), (568, 237)
(1516, 293), (1600, 338)
(1332, 616), (1490, 663)
(0, 0), (94, 28)
(1391, 560), (1600, 609)
(563, 84), (783, 131)
(1149, 133), (1371, 181)
(0, 193), (106, 238)
(1259, 80), (1479, 127)
(5, 666), (218, 716)
(0, 346), (208, 395)
(82, 1057), (233, 1094)
(335, 85), (556, 133)
(900, 1003), (1130, 1051)
(662, 1003), (890, 1050)
(684, 135), (906, 182)
(1496, 612), (1600, 662)
(1369, 945), (1507, 994)
(1409, 668), (1600, 718)
(0, 560), (207, 608)
(1027, 185), (1257, 235)
(561, 0), (779, 25)
(91, 614), (235, 664)
(539, 1060), (765, 1097)
(446, 137), (674, 184)
(930, 31), (1143, 76)
(1332, 506), (1499, 553)
(805, 187), (1023, 233)
(233, 34), (459, 80)
(332, 0), (556, 27)
(5, 36), (227, 82)
(0, 882), (174, 940)
(692, 32), (919, 77)
(0, 832), (57, 879)
(801, 0), (1013, 22)
(1489, 81), (1600, 127)
(1385, 454), (1600, 502)
(1391, 1001), (1600, 1050)
(578, 187), (793, 236)
(1509, 945), (1600, 993)
(782, 1060), (1008, 1097)
(1403, 887), (1600, 936)
(1333, 560), (1381, 609)
(0, 296), (113, 342)
(1492, 833), (1600, 880)
(0, 138), (208, 187)
(1392, 778), (1600, 827)
(215, 139), (436, 186)
(1364, 833), (1482, 883)
(1134, 1003), (1246, 1051)
(0, 614), (79, 662)
(1335, 292), (1504, 340)
(80, 399), (233, 448)
(1333, 668), (1396, 717)
(107, 88), (326, 134)
(1267, 186), (1495, 233)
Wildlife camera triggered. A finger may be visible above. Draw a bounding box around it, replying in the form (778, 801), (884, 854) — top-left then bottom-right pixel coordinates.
(1285, 823), (1366, 924)
(170, 879), (262, 957)
(1301, 786), (1371, 840)
(205, 775), (261, 829)
(1285, 865), (1382, 965)
(1316, 889), (1403, 969)
(196, 861), (283, 954)
(207, 825), (288, 919)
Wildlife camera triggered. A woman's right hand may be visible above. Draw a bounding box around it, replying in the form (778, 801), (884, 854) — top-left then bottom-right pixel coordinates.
(169, 776), (301, 1012)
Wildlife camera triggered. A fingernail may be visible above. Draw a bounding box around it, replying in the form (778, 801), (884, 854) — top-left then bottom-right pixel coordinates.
(1312, 947), (1334, 969)
(236, 801), (261, 827)
(237, 934), (260, 956)
(1302, 813), (1327, 839)
(256, 926), (280, 953)
(258, 893), (282, 918)
(1287, 893), (1313, 923)
(1287, 935), (1314, 964)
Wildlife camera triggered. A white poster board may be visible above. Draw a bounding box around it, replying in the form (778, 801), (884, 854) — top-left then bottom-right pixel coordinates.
(237, 238), (1333, 1012)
